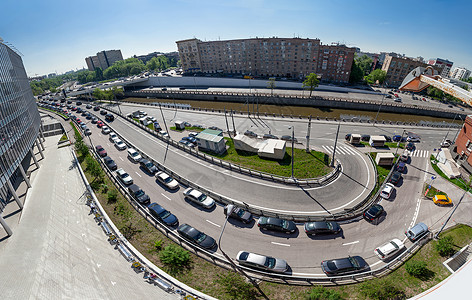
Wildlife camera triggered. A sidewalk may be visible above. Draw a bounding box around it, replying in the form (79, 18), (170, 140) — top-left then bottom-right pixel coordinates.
(0, 136), (178, 299)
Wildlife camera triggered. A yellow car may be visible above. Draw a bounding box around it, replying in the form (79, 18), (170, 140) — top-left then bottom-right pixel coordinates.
(433, 195), (452, 206)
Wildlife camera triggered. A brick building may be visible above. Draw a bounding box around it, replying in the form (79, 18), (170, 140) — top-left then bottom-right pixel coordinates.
(85, 50), (123, 71)
(381, 54), (431, 87)
(176, 37), (356, 83)
(428, 58), (453, 78)
(452, 115), (472, 173)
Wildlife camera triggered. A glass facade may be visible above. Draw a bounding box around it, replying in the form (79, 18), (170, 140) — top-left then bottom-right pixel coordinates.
(0, 41), (41, 209)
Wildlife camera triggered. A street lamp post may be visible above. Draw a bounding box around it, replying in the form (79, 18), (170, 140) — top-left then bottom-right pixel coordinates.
(435, 181), (470, 239)
(288, 126), (295, 178)
(373, 82), (387, 126)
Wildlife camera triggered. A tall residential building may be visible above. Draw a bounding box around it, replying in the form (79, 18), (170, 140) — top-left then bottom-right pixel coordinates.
(450, 67), (471, 80)
(85, 50), (123, 71)
(176, 37), (356, 83)
(428, 58), (453, 78)
(381, 54), (431, 87)
(0, 38), (43, 235)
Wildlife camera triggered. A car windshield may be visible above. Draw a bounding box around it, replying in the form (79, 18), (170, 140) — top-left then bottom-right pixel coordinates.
(131, 152), (139, 157)
(135, 190), (144, 197)
(282, 220), (289, 229)
(326, 222), (333, 230)
(390, 241), (399, 249)
(349, 257), (360, 268)
(146, 162), (153, 168)
(158, 210), (171, 219)
(377, 249), (385, 257)
(265, 257), (276, 268)
(236, 209), (245, 217)
(108, 160), (115, 164)
(196, 232), (207, 243)
(197, 194), (207, 202)
(120, 173), (128, 178)
(164, 176), (172, 183)
(326, 261), (337, 271)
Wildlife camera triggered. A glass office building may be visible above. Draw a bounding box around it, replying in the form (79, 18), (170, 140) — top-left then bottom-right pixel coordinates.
(0, 39), (41, 235)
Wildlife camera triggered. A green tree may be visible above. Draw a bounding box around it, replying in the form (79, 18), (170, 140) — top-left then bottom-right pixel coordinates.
(306, 286), (344, 300)
(159, 244), (191, 275)
(92, 88), (104, 100)
(359, 280), (405, 300)
(85, 156), (103, 183)
(215, 272), (257, 300)
(365, 69), (387, 85)
(267, 77), (276, 96)
(95, 67), (104, 81)
(356, 54), (373, 76)
(349, 60), (364, 83)
(405, 260), (430, 280)
(435, 235), (455, 257)
(302, 73), (320, 97)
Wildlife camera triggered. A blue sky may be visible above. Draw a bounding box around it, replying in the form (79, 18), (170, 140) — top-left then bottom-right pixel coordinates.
(1, 0), (471, 76)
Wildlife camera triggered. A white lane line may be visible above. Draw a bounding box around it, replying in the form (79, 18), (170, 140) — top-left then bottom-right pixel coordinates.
(370, 260), (383, 267)
(410, 198), (422, 229)
(293, 272), (326, 276)
(343, 146), (356, 155)
(206, 220), (221, 228)
(119, 157), (123, 161)
(135, 172), (142, 177)
(342, 240), (359, 246)
(271, 242), (291, 247)
(335, 147), (346, 155)
(322, 145), (331, 153)
(161, 193), (171, 201)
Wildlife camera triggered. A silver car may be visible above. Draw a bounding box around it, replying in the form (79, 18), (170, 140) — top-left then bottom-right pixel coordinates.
(156, 171), (179, 190)
(236, 251), (288, 273)
(114, 139), (127, 150)
(116, 168), (133, 185)
(182, 187), (215, 209)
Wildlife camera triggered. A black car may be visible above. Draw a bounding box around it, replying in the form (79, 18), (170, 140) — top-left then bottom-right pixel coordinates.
(177, 223), (216, 249)
(94, 106), (100, 111)
(148, 203), (178, 226)
(105, 114), (115, 121)
(361, 134), (370, 142)
(304, 221), (341, 235)
(76, 101), (82, 106)
(345, 134), (351, 141)
(389, 171), (402, 185)
(224, 204), (252, 223)
(127, 184), (150, 205)
(363, 204), (384, 222)
(100, 110), (107, 115)
(67, 100), (72, 104)
(139, 159), (158, 174)
(103, 156), (117, 170)
(380, 135), (392, 142)
(406, 142), (415, 151)
(257, 217), (297, 233)
(321, 256), (368, 275)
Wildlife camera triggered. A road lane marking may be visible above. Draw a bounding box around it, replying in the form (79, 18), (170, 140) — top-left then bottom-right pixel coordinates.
(271, 242), (290, 247)
(119, 157), (123, 161)
(342, 240), (359, 246)
(135, 172), (142, 177)
(370, 260), (383, 267)
(206, 220), (221, 228)
(161, 193), (171, 201)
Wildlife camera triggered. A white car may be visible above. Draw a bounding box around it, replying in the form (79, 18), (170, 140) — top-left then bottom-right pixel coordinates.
(182, 187), (215, 209)
(407, 136), (420, 142)
(159, 130), (169, 138)
(374, 239), (405, 260)
(156, 171), (179, 190)
(114, 139), (127, 150)
(380, 183), (395, 199)
(102, 126), (111, 134)
(116, 168), (133, 185)
(127, 148), (142, 163)
(109, 132), (119, 142)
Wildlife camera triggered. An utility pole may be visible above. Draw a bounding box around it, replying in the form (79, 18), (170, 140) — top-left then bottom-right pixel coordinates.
(231, 109), (236, 135)
(159, 104), (170, 141)
(306, 115), (312, 153)
(224, 108), (231, 139)
(331, 121), (340, 167)
(289, 126), (295, 178)
(435, 181), (470, 239)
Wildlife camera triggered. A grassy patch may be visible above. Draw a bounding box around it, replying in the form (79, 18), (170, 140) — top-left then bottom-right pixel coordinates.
(170, 126), (204, 132)
(70, 121), (81, 138)
(361, 141), (405, 149)
(369, 152), (396, 194)
(59, 133), (68, 142)
(204, 138), (332, 179)
(40, 107), (68, 119)
(423, 184), (448, 199)
(430, 155), (470, 190)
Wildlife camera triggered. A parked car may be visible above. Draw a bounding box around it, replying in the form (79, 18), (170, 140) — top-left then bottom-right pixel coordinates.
(263, 134), (279, 139)
(127, 184), (150, 205)
(244, 130), (258, 138)
(407, 136), (420, 142)
(304, 221), (341, 235)
(380, 135), (392, 142)
(105, 114), (115, 121)
(236, 251), (288, 273)
(147, 203), (178, 226)
(86, 104), (92, 109)
(389, 171), (402, 185)
(182, 187), (214, 208)
(177, 223), (216, 249)
(112, 139), (125, 150)
(392, 135), (402, 142)
(139, 159), (158, 174)
(397, 162), (406, 173)
(93, 106), (100, 111)
(406, 142), (415, 151)
(100, 110), (107, 115)
(223, 204), (252, 223)
(380, 183), (395, 199)
(440, 140), (451, 148)
(109, 132), (119, 142)
(155, 171), (179, 190)
(400, 152), (409, 162)
(363, 204), (384, 222)
(127, 148), (142, 163)
(257, 217), (297, 233)
(345, 133), (352, 141)
(102, 156), (117, 170)
(116, 168), (133, 185)
(361, 134), (370, 142)
(91, 117), (98, 124)
(321, 256), (368, 275)
(374, 239), (405, 260)
(281, 135), (297, 142)
(95, 145), (107, 157)
(405, 222), (429, 242)
(84, 129), (92, 136)
(433, 195), (452, 206)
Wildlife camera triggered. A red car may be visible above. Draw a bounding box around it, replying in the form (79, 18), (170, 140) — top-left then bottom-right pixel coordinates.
(76, 119), (82, 124)
(97, 121), (104, 128)
(95, 145), (107, 157)
(72, 107), (77, 111)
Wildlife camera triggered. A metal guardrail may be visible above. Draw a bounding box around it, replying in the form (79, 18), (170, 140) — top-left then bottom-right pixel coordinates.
(73, 110), (434, 286)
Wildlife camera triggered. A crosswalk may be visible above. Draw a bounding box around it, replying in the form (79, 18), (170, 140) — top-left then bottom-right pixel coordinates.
(321, 145), (430, 158)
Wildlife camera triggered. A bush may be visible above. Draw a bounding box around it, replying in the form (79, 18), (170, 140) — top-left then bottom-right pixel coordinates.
(405, 260), (429, 279)
(359, 280), (405, 300)
(435, 235), (455, 257)
(306, 285), (344, 300)
(107, 189), (117, 203)
(215, 272), (257, 300)
(159, 244), (191, 275)
(154, 239), (163, 251)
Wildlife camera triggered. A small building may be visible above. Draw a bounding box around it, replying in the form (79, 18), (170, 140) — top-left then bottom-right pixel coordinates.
(375, 153), (394, 166)
(369, 135), (386, 147)
(233, 134), (286, 160)
(436, 148), (460, 178)
(196, 129), (226, 154)
(175, 121), (185, 130)
(349, 134), (361, 144)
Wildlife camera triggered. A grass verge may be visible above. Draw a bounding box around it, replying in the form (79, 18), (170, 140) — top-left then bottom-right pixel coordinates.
(369, 152), (396, 195)
(423, 184), (448, 199)
(203, 138), (332, 179)
(170, 126), (204, 132)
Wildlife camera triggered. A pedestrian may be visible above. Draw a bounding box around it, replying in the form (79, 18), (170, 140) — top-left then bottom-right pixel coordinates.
(89, 202), (95, 215)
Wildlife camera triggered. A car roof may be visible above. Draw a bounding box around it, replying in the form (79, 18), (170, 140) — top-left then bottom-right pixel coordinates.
(245, 253), (267, 265)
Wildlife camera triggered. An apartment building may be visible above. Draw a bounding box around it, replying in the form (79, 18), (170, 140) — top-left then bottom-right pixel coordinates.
(452, 115), (472, 173)
(381, 54), (431, 87)
(450, 67), (471, 80)
(176, 37), (355, 83)
(85, 49), (123, 71)
(428, 58), (453, 78)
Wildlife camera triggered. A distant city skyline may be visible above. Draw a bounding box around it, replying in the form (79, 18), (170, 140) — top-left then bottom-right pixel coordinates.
(2, 0), (471, 77)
